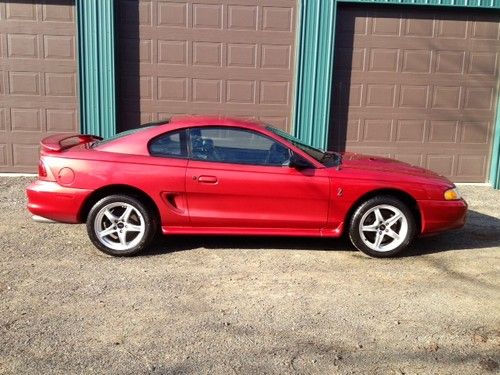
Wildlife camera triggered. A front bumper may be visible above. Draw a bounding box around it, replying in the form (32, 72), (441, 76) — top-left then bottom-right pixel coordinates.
(418, 199), (468, 235)
(26, 180), (92, 223)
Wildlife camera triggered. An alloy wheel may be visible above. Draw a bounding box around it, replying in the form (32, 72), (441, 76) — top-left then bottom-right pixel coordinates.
(93, 202), (146, 251)
(358, 204), (409, 252)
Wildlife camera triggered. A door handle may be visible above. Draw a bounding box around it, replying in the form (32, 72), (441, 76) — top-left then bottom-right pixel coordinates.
(197, 175), (218, 184)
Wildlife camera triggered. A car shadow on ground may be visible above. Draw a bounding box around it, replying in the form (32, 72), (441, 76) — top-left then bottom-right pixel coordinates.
(143, 210), (500, 257)
(404, 210), (500, 257)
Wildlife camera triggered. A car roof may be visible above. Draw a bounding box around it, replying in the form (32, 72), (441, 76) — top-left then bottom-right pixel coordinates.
(167, 115), (266, 131)
(94, 116), (271, 156)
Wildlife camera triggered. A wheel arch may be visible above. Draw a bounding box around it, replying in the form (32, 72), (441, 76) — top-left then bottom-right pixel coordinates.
(344, 188), (422, 234)
(78, 184), (160, 224)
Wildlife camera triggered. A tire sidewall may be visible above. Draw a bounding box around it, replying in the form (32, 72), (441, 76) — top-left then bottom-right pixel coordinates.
(86, 194), (156, 256)
(349, 196), (416, 258)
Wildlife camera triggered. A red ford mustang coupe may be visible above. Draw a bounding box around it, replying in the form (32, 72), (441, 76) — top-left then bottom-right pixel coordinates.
(27, 116), (467, 257)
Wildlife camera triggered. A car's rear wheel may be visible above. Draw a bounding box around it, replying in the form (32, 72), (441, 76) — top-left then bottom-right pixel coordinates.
(86, 195), (156, 256)
(349, 196), (416, 258)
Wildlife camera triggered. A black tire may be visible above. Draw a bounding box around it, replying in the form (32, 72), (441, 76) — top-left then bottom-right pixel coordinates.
(349, 196), (416, 258)
(86, 194), (157, 256)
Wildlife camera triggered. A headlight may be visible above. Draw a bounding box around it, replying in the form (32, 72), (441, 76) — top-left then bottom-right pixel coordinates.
(444, 187), (461, 201)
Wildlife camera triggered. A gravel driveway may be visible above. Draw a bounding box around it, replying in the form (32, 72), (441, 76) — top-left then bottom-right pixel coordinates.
(1, 177), (499, 375)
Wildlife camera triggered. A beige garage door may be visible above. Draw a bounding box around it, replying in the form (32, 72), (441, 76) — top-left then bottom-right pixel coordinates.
(331, 5), (499, 182)
(116, 0), (297, 133)
(0, 1), (78, 173)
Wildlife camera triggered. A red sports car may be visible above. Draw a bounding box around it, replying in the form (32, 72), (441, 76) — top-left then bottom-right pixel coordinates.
(27, 116), (467, 257)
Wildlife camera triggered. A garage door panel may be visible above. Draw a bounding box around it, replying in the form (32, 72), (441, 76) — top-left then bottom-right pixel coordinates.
(121, 28), (296, 43)
(338, 111), (495, 176)
(117, 0), (297, 133)
(119, 66), (293, 81)
(456, 154), (489, 179)
(0, 0), (77, 173)
(469, 51), (498, 75)
(472, 15), (500, 37)
(0, 22), (74, 34)
(344, 114), (492, 140)
(117, 0), (296, 26)
(337, 53), (496, 78)
(331, 5), (498, 182)
(345, 146), (490, 182)
(346, 38), (491, 51)
(336, 74), (498, 91)
(335, 84), (497, 113)
(3, 2), (74, 22)
(12, 143), (40, 167)
(119, 100), (291, 115)
(0, 61), (76, 74)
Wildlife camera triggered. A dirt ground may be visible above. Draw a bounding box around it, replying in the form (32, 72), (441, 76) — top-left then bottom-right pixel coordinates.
(0, 176), (499, 375)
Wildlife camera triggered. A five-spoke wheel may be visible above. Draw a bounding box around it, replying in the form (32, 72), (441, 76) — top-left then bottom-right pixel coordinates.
(87, 195), (157, 256)
(349, 196), (416, 257)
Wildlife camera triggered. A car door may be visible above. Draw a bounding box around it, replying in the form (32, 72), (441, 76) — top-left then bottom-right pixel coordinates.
(147, 129), (190, 227)
(185, 126), (330, 229)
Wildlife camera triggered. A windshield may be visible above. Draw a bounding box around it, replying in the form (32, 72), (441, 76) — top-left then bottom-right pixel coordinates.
(265, 126), (341, 167)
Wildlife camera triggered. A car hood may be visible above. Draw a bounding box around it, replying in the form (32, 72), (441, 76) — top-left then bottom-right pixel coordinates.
(338, 152), (452, 184)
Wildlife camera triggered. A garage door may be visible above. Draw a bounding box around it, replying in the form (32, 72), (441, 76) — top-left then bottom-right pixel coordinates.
(116, 0), (297, 133)
(330, 5), (499, 182)
(0, 1), (78, 173)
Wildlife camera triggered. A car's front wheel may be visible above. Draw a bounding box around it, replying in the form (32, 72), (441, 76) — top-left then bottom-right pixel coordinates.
(86, 194), (156, 256)
(349, 196), (416, 258)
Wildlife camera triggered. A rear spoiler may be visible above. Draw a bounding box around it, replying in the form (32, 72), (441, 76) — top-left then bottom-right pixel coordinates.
(41, 134), (103, 152)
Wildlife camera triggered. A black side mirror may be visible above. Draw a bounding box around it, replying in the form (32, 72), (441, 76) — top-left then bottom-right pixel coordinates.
(289, 153), (314, 170)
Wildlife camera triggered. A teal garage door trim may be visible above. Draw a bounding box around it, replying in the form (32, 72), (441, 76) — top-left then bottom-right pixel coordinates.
(492, 95), (500, 188)
(77, 0), (116, 138)
(293, 1), (337, 148)
(294, 0), (500, 188)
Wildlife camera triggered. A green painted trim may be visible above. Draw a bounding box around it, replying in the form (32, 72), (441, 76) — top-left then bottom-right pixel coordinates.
(490, 91), (500, 189)
(289, 1), (302, 136)
(76, 0), (116, 138)
(293, 0), (336, 149)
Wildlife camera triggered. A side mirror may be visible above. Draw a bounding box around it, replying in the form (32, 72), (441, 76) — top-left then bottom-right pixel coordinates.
(289, 153), (314, 170)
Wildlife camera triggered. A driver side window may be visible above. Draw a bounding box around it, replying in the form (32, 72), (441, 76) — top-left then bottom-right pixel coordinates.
(188, 127), (291, 166)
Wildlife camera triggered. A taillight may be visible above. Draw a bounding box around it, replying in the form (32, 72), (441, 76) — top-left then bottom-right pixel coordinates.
(38, 160), (47, 178)
(38, 159), (55, 181)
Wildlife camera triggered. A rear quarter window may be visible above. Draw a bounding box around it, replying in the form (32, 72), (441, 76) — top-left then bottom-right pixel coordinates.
(149, 130), (187, 158)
